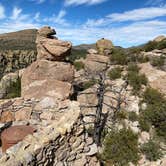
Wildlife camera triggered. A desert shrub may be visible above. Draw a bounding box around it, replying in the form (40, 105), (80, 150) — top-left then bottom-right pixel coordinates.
(139, 88), (166, 139)
(143, 88), (164, 105)
(150, 56), (165, 68)
(128, 112), (138, 122)
(157, 39), (166, 50)
(110, 48), (128, 65)
(74, 61), (85, 71)
(5, 77), (21, 99)
(102, 128), (139, 166)
(139, 117), (151, 132)
(140, 140), (163, 161)
(108, 67), (122, 80)
(82, 79), (97, 90)
(126, 71), (147, 94)
(115, 110), (127, 120)
(143, 41), (158, 52)
(127, 63), (140, 73)
(68, 49), (87, 62)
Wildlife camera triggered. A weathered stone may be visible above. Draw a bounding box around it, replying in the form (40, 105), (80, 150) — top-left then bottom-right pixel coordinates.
(40, 112), (55, 120)
(0, 111), (15, 123)
(84, 54), (110, 73)
(15, 107), (32, 121)
(1, 125), (35, 152)
(86, 143), (98, 156)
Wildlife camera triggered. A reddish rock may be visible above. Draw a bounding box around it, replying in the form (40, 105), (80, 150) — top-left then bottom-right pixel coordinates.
(0, 111), (15, 123)
(1, 125), (35, 152)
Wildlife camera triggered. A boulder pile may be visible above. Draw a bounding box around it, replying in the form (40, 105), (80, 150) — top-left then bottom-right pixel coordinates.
(21, 26), (74, 106)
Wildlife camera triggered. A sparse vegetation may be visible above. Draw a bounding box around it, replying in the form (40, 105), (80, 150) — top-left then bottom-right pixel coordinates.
(143, 39), (166, 52)
(139, 88), (166, 140)
(141, 140), (163, 161)
(126, 71), (147, 94)
(102, 128), (139, 166)
(150, 56), (165, 68)
(73, 61), (85, 71)
(68, 49), (87, 62)
(5, 77), (21, 99)
(82, 79), (97, 90)
(127, 63), (140, 73)
(110, 48), (128, 65)
(108, 67), (123, 80)
(128, 112), (138, 122)
(115, 110), (127, 121)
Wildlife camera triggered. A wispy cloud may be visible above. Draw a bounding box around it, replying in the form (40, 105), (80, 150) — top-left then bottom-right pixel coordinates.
(145, 0), (166, 7)
(65, 0), (107, 6)
(31, 0), (46, 4)
(43, 10), (69, 26)
(85, 6), (166, 27)
(0, 4), (5, 19)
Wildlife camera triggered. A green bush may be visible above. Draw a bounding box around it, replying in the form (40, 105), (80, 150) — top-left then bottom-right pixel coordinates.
(143, 41), (157, 52)
(82, 79), (97, 90)
(128, 112), (138, 122)
(108, 67), (122, 80)
(115, 110), (127, 121)
(127, 63), (140, 73)
(102, 128), (139, 166)
(143, 88), (164, 105)
(139, 115), (151, 132)
(110, 48), (127, 65)
(151, 56), (165, 68)
(140, 88), (166, 139)
(74, 61), (85, 71)
(68, 49), (87, 62)
(5, 77), (21, 99)
(140, 140), (163, 161)
(127, 71), (147, 94)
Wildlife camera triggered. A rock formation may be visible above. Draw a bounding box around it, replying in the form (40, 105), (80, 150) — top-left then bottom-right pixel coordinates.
(36, 26), (72, 61)
(96, 38), (114, 55)
(22, 26), (74, 103)
(153, 35), (166, 42)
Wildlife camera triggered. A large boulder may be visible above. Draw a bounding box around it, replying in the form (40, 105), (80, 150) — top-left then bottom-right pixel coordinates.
(96, 38), (113, 55)
(1, 125), (35, 152)
(21, 59), (74, 101)
(21, 60), (74, 84)
(84, 54), (110, 73)
(36, 27), (72, 61)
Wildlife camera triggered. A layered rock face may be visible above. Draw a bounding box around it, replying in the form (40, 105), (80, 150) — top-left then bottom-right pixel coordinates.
(22, 26), (74, 102)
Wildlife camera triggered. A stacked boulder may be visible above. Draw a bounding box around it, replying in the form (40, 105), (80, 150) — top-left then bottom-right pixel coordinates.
(84, 38), (113, 74)
(21, 26), (74, 107)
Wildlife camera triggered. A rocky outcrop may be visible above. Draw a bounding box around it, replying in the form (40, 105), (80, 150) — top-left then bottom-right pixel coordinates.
(153, 35), (166, 42)
(36, 26), (72, 61)
(21, 26), (74, 102)
(139, 62), (166, 94)
(96, 38), (113, 55)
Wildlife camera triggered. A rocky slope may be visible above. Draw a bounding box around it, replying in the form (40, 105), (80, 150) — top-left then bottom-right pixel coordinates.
(0, 28), (165, 166)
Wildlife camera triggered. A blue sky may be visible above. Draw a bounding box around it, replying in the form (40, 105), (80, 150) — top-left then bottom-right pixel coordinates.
(0, 0), (166, 47)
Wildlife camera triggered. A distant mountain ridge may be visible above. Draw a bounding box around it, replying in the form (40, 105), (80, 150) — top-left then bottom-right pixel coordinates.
(0, 29), (37, 50)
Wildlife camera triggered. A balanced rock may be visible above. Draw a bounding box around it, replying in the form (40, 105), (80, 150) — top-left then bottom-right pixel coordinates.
(36, 26), (72, 61)
(96, 38), (113, 55)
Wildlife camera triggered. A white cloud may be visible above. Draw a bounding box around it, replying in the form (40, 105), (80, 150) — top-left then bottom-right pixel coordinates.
(0, 4), (5, 19)
(65, 0), (107, 6)
(108, 7), (166, 22)
(31, 0), (46, 4)
(43, 10), (69, 26)
(146, 0), (166, 6)
(11, 7), (22, 20)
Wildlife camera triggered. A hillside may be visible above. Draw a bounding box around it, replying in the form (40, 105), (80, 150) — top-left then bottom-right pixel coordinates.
(0, 29), (37, 50)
